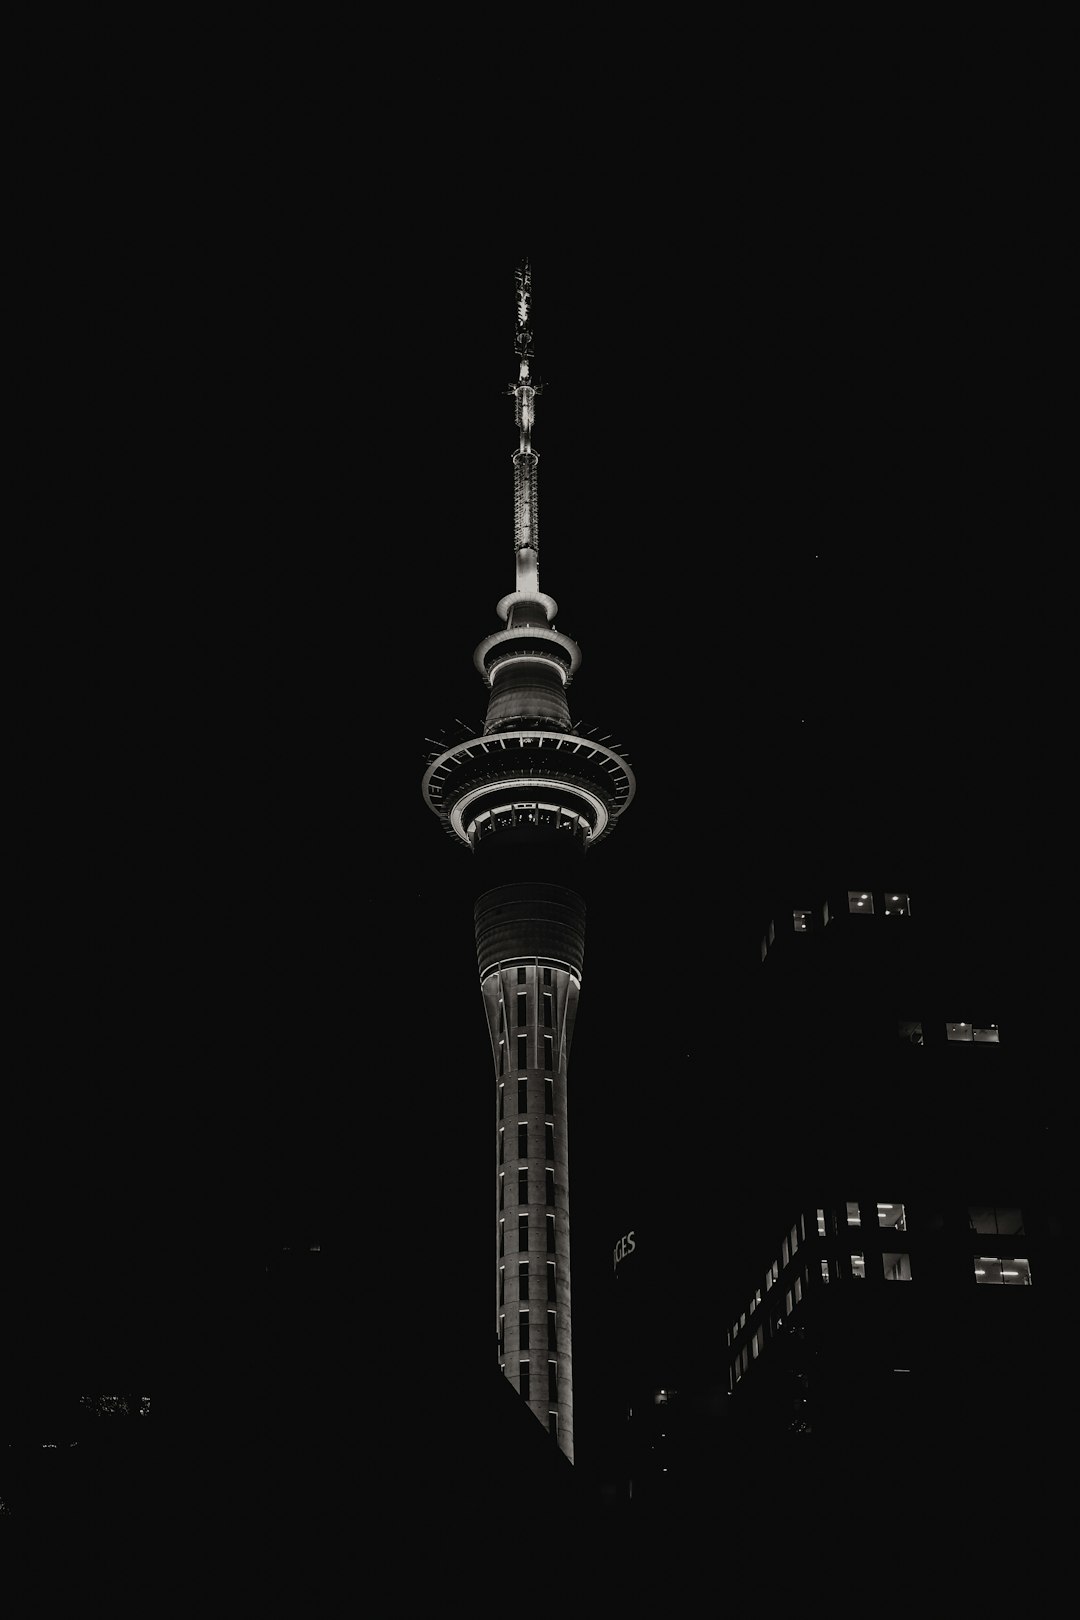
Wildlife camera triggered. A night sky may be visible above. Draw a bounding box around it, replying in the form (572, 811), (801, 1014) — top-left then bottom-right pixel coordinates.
(160, 117), (1051, 1437)
(31, 100), (1056, 1480)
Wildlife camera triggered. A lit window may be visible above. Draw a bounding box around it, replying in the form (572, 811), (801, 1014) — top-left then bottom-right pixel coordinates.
(883, 1252), (912, 1281)
(519, 1310), (530, 1350)
(793, 909), (812, 933)
(848, 891), (874, 914)
(883, 892), (910, 916)
(767, 919), (775, 946)
(793, 1275), (803, 1303)
(969, 1206), (1024, 1235)
(752, 1328), (761, 1359)
(790, 1223), (799, 1256)
(975, 1257), (1032, 1286)
(946, 1022), (973, 1042)
(877, 1203), (906, 1232)
(782, 1237), (790, 1267)
(785, 1290), (793, 1316)
(850, 1253), (866, 1279)
(519, 1360), (530, 1400)
(820, 1258), (830, 1284)
(817, 1208), (826, 1237)
(973, 1026), (1000, 1043)
(846, 1202), (860, 1227)
(822, 898), (830, 927)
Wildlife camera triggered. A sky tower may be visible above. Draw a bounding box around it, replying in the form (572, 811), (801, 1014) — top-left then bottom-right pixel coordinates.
(421, 262), (635, 1461)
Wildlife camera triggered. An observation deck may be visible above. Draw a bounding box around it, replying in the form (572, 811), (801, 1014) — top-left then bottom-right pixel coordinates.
(422, 729), (636, 851)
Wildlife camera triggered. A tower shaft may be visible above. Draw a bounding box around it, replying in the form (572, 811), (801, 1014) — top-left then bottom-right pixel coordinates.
(478, 883), (584, 1458)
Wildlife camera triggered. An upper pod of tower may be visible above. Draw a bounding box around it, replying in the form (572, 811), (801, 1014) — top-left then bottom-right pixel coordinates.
(422, 262), (634, 852)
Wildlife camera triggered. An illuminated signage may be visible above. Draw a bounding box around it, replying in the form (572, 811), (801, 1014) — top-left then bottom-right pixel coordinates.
(613, 1231), (636, 1270)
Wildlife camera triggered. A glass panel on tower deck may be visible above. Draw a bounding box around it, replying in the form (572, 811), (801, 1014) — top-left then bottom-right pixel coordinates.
(793, 909), (812, 933)
(973, 1025), (1000, 1043)
(849, 891), (874, 914)
(975, 1257), (1032, 1285)
(883, 1252), (912, 1281)
(884, 891), (911, 915)
(877, 1203), (907, 1232)
(898, 1018), (924, 1045)
(947, 1022), (974, 1041)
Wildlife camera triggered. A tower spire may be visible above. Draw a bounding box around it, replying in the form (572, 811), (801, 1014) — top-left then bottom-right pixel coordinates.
(510, 260), (542, 595)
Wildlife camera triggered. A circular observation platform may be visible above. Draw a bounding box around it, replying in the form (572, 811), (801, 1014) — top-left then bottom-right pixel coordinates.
(473, 625), (582, 686)
(422, 730), (636, 851)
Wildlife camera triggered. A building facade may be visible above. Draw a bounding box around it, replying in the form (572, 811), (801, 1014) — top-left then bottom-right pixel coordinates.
(724, 880), (1062, 1463)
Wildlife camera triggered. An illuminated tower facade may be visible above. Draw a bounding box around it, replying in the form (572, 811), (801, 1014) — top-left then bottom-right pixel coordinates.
(422, 264), (635, 1461)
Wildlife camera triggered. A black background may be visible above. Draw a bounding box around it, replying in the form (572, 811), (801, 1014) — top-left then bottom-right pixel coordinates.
(9, 88), (1065, 1537)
